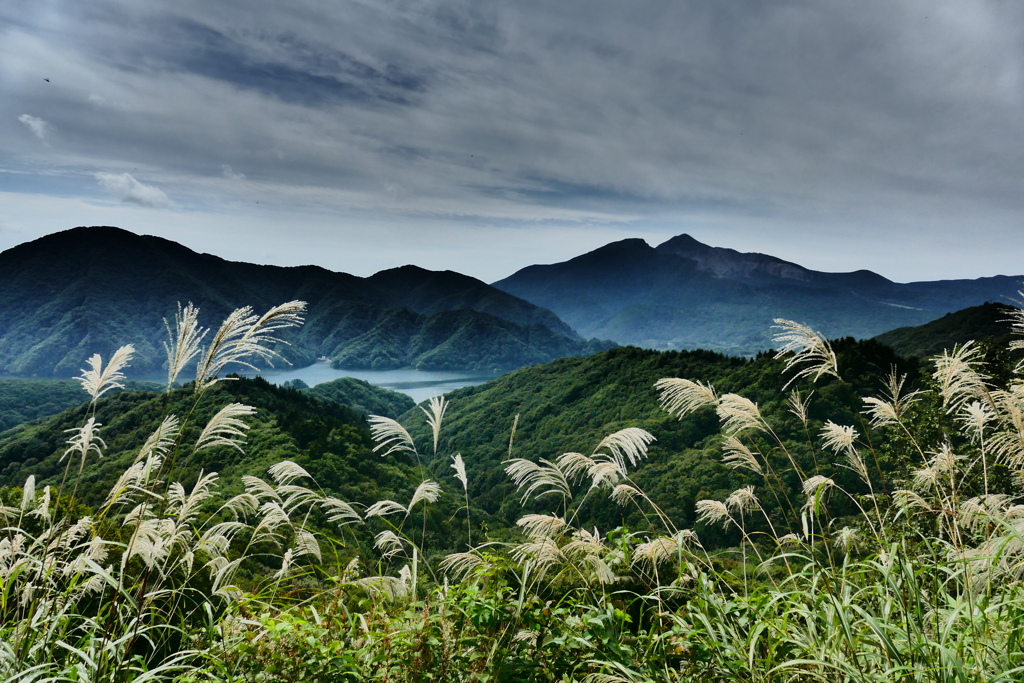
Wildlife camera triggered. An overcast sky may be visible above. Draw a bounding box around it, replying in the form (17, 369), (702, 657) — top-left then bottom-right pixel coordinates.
(2, 0), (1023, 282)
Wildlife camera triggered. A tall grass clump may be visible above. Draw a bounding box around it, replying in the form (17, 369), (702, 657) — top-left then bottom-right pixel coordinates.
(7, 299), (1024, 682)
(0, 301), (370, 681)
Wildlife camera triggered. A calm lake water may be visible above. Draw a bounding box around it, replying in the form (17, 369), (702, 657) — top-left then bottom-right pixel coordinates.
(247, 361), (498, 404)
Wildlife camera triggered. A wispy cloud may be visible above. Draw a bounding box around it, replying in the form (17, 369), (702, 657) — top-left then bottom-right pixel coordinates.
(95, 173), (171, 208)
(221, 164), (245, 180)
(18, 114), (51, 143)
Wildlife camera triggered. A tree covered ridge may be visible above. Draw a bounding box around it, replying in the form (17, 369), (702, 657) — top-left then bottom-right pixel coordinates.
(0, 226), (608, 378)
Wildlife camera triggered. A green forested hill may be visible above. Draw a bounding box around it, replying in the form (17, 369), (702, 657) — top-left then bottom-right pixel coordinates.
(301, 377), (416, 418)
(0, 226), (608, 378)
(0, 377), (416, 511)
(402, 340), (920, 543)
(0, 379), (162, 432)
(873, 301), (1016, 357)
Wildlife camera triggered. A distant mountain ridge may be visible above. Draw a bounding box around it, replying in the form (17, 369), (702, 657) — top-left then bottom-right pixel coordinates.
(0, 226), (610, 378)
(493, 234), (1024, 354)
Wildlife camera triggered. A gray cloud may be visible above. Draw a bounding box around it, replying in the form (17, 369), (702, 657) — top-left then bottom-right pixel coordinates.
(17, 114), (51, 142)
(95, 173), (171, 208)
(221, 164), (245, 181)
(1, 0), (1023, 281)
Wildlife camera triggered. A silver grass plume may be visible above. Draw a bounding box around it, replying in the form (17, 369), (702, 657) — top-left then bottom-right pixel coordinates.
(655, 378), (719, 418)
(821, 421), (869, 484)
(421, 395), (447, 456)
(374, 530), (406, 560)
(440, 552), (488, 581)
(278, 484), (322, 515)
(593, 428), (656, 472)
(451, 453), (468, 492)
(610, 483), (642, 506)
(893, 489), (933, 515)
(20, 475), (35, 512)
(193, 301), (306, 393)
(62, 418), (105, 464)
(772, 319), (839, 386)
(933, 342), (990, 414)
(721, 436), (762, 474)
(634, 531), (695, 567)
(787, 389), (813, 426)
(320, 497), (363, 527)
(505, 458), (571, 503)
(196, 403), (256, 452)
(163, 302), (206, 388)
(716, 393), (765, 435)
(862, 370), (922, 428)
(242, 475), (281, 503)
(1007, 299), (1024, 361)
(958, 400), (995, 444)
(77, 345), (134, 401)
(695, 499), (732, 528)
(268, 461), (312, 486)
(137, 415), (180, 464)
(725, 486), (759, 514)
(364, 499), (408, 519)
(802, 475), (835, 512)
(517, 514), (568, 540)
(510, 537), (562, 579)
(555, 452), (595, 482)
(407, 480), (441, 515)
(367, 415), (417, 457)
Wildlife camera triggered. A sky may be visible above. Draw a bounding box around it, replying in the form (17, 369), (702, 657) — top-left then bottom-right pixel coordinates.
(2, 0), (1024, 283)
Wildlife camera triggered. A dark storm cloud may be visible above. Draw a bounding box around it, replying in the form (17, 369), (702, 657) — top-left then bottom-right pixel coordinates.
(2, 0), (1023, 280)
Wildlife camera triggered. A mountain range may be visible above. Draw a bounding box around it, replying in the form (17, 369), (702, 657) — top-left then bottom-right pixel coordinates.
(0, 226), (610, 378)
(494, 234), (1024, 354)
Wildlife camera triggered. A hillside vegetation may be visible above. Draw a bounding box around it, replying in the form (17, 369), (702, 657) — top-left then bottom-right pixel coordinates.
(0, 226), (609, 378)
(873, 301), (1016, 357)
(4, 299), (1024, 682)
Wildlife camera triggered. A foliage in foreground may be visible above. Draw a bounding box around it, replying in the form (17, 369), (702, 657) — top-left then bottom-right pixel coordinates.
(6, 302), (1024, 681)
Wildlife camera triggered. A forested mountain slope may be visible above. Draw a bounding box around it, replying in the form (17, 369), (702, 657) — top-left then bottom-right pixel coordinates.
(494, 233), (1024, 354)
(0, 226), (607, 378)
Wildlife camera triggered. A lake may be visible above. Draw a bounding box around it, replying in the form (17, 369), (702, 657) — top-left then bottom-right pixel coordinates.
(247, 361), (498, 403)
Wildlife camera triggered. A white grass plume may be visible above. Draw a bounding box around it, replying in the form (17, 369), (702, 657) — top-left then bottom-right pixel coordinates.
(593, 428), (656, 472)
(517, 514), (568, 540)
(772, 319), (839, 386)
(716, 394), (764, 435)
(933, 342), (989, 414)
(505, 458), (571, 504)
(421, 395), (447, 456)
(367, 415), (417, 457)
(62, 418), (105, 464)
(77, 345), (134, 401)
(862, 370), (922, 428)
(695, 499), (731, 528)
(725, 486), (759, 514)
(374, 530), (406, 560)
(655, 378), (718, 418)
(321, 497), (363, 527)
(440, 552), (488, 581)
(268, 461), (311, 486)
(407, 480), (441, 515)
(787, 389), (813, 426)
(196, 403), (256, 452)
(365, 499), (408, 519)
(451, 453), (468, 492)
(163, 302), (206, 388)
(194, 301), (306, 393)
(721, 436), (762, 474)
